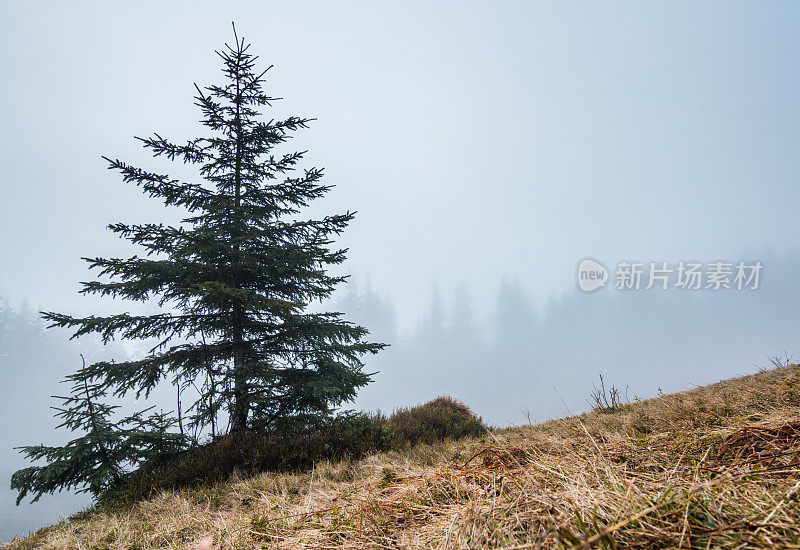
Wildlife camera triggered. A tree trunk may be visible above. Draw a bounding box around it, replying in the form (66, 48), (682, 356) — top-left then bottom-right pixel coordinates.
(230, 60), (248, 433)
(231, 310), (247, 432)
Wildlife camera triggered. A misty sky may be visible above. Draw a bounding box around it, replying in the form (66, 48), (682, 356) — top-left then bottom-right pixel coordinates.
(2, 2), (799, 327)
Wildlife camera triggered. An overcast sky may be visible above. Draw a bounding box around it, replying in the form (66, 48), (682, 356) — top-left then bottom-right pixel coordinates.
(2, 2), (799, 327)
(3, 2), (800, 539)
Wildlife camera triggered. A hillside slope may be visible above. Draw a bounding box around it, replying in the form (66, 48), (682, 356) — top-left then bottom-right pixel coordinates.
(7, 364), (800, 549)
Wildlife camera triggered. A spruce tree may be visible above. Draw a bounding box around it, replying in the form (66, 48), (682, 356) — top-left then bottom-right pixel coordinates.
(39, 28), (383, 438)
(11, 358), (187, 504)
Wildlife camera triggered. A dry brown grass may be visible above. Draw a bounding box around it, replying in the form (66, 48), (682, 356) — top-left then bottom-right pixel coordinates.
(7, 364), (800, 549)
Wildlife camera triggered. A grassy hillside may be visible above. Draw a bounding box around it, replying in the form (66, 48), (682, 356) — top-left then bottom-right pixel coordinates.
(6, 364), (800, 549)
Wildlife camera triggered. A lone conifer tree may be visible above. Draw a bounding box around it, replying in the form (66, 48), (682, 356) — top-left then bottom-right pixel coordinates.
(43, 27), (384, 435)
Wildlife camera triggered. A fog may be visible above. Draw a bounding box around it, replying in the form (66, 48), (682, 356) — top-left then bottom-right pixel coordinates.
(2, 1), (800, 541)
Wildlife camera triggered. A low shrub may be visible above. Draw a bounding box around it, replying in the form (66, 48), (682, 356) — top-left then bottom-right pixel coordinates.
(112, 411), (387, 503)
(385, 396), (486, 449)
(111, 397), (485, 503)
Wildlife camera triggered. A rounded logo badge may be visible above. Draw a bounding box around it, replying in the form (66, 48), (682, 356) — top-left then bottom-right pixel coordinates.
(577, 258), (608, 292)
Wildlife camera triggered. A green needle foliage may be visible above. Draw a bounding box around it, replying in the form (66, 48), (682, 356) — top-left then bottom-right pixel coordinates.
(11, 359), (188, 504)
(13, 26), (384, 504)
